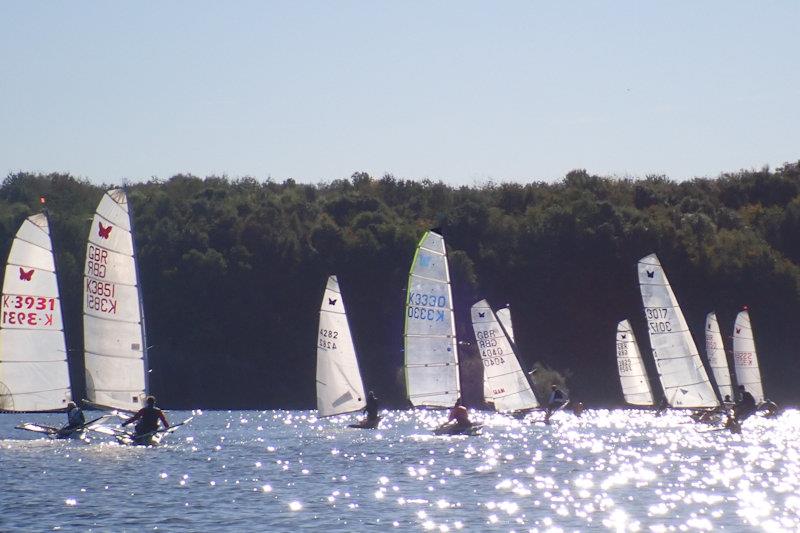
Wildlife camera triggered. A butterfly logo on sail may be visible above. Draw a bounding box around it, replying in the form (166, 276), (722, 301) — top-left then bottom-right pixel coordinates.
(646, 270), (655, 278)
(98, 222), (113, 239)
(736, 327), (741, 334)
(621, 333), (627, 339)
(478, 312), (485, 318)
(19, 267), (34, 281)
(679, 388), (689, 395)
(328, 298), (337, 306)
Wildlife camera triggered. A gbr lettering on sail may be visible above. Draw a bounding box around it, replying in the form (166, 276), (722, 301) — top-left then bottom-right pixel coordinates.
(85, 243), (118, 315)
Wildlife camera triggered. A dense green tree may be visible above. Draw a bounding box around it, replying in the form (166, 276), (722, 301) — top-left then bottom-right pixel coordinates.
(0, 164), (797, 409)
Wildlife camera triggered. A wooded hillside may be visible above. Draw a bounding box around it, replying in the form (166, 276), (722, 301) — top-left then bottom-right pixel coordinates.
(1, 165), (798, 408)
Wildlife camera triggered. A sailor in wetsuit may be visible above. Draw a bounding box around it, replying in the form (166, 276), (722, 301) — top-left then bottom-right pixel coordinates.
(58, 401), (86, 436)
(122, 395), (170, 436)
(544, 385), (567, 423)
(363, 391), (379, 423)
(733, 385), (756, 422)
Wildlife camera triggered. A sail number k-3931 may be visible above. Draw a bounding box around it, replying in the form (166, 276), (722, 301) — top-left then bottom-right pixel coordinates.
(1, 294), (57, 327)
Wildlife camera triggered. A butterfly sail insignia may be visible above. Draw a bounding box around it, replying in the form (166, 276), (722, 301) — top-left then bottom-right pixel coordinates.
(471, 300), (538, 412)
(316, 275), (366, 417)
(705, 312), (734, 401)
(732, 309), (764, 403)
(403, 231), (460, 408)
(616, 319), (654, 406)
(637, 254), (718, 408)
(0, 213), (71, 411)
(83, 189), (148, 411)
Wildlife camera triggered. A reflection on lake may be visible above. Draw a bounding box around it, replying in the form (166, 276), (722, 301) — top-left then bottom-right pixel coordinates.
(3, 408), (799, 531)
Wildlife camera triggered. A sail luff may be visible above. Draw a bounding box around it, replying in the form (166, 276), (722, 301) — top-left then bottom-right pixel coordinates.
(0, 213), (71, 412)
(471, 300), (538, 412)
(316, 275), (366, 417)
(126, 188), (149, 395)
(705, 312), (733, 401)
(403, 231), (460, 407)
(637, 254), (718, 408)
(732, 310), (764, 403)
(616, 319), (654, 406)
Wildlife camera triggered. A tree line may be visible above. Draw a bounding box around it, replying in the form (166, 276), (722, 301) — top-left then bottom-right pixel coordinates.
(1, 164), (798, 409)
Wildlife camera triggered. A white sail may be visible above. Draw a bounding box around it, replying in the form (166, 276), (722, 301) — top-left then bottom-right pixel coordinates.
(0, 214), (71, 411)
(496, 307), (515, 344)
(83, 189), (147, 411)
(484, 306), (514, 403)
(471, 300), (538, 412)
(637, 254), (718, 408)
(316, 275), (366, 417)
(705, 312), (734, 401)
(616, 319), (654, 406)
(732, 309), (764, 403)
(404, 231), (460, 407)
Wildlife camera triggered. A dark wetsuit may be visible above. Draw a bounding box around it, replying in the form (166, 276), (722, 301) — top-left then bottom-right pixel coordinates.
(735, 390), (756, 421)
(66, 407), (85, 429)
(126, 405), (169, 435)
(363, 395), (379, 422)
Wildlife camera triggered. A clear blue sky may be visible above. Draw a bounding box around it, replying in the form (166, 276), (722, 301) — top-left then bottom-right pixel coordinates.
(1, 2), (798, 185)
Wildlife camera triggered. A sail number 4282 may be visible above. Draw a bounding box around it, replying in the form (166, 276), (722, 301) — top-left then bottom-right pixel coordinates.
(319, 329), (338, 350)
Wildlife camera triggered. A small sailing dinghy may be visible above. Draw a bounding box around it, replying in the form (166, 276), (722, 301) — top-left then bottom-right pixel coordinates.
(0, 213), (84, 437)
(705, 312), (734, 403)
(83, 189), (148, 415)
(615, 319), (654, 406)
(637, 254), (718, 410)
(732, 308), (765, 404)
(471, 300), (538, 415)
(315, 276), (375, 428)
(404, 230), (460, 409)
(82, 189), (188, 445)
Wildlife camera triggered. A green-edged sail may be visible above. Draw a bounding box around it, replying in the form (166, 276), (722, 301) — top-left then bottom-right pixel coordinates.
(403, 231), (460, 407)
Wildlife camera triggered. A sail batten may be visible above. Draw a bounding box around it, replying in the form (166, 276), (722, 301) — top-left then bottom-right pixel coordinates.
(637, 254), (718, 408)
(316, 276), (366, 417)
(471, 300), (538, 412)
(732, 310), (764, 404)
(0, 213), (71, 412)
(83, 189), (147, 412)
(404, 231), (460, 407)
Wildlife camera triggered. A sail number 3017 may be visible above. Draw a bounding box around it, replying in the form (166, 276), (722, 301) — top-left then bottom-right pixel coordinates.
(645, 307), (672, 333)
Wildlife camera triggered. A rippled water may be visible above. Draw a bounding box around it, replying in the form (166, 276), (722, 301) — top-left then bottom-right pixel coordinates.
(3, 408), (800, 532)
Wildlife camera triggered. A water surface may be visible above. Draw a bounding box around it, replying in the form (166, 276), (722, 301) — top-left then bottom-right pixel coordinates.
(3, 409), (799, 531)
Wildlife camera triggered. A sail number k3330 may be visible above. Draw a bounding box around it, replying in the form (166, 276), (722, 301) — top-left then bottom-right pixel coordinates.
(407, 292), (447, 322)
